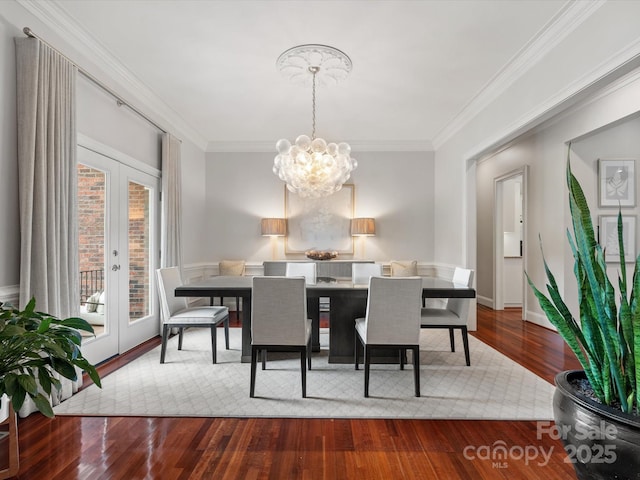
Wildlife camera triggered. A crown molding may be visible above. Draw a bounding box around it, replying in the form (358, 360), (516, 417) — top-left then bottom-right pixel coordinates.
(17, 0), (208, 150)
(206, 139), (433, 153)
(464, 35), (640, 163)
(432, 0), (605, 150)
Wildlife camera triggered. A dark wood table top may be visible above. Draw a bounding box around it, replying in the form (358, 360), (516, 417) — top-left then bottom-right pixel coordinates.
(175, 276), (476, 299)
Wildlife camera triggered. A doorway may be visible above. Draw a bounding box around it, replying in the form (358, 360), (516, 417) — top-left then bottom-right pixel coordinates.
(494, 166), (528, 316)
(77, 144), (160, 365)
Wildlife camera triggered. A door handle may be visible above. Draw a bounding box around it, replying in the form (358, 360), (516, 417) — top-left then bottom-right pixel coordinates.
(112, 264), (121, 271)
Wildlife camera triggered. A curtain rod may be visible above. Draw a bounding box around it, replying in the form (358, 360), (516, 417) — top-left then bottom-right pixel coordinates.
(23, 26), (167, 134)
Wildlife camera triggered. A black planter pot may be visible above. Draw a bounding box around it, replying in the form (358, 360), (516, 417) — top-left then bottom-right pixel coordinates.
(553, 370), (640, 480)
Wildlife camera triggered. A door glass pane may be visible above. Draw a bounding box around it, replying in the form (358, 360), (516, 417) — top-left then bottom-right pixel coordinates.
(77, 163), (106, 338)
(128, 180), (151, 322)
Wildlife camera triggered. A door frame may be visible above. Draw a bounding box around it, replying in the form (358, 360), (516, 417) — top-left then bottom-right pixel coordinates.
(493, 166), (528, 316)
(77, 134), (161, 363)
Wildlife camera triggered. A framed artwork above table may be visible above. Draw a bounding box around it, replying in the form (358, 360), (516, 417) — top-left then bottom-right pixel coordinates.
(285, 184), (354, 254)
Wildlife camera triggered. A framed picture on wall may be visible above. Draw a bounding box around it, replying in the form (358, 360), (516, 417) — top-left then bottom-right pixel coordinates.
(285, 184), (355, 254)
(598, 159), (635, 207)
(598, 215), (636, 263)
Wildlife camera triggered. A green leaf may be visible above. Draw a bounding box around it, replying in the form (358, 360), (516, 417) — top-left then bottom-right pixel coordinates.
(17, 373), (38, 396)
(31, 393), (54, 418)
(36, 317), (51, 333)
(51, 358), (78, 381)
(60, 317), (95, 333)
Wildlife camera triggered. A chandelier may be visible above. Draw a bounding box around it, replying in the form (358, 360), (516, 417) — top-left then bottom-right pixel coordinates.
(273, 44), (357, 198)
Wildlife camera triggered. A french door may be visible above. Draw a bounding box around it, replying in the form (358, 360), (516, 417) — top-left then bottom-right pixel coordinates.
(77, 144), (160, 365)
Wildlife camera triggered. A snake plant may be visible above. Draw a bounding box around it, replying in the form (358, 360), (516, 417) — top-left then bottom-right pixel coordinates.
(0, 298), (101, 417)
(527, 153), (639, 414)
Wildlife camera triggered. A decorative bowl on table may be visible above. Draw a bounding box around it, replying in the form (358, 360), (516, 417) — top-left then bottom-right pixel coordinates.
(305, 249), (338, 261)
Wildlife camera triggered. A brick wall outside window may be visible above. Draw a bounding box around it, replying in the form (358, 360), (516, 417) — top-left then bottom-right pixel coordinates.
(78, 164), (150, 320)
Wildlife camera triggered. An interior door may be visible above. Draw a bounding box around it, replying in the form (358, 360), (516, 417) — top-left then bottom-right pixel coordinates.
(77, 145), (160, 364)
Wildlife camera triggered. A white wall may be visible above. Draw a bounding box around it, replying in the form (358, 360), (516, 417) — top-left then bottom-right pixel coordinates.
(436, 0), (640, 273)
(0, 10), (22, 298)
(475, 73), (640, 329)
(205, 150), (435, 263)
(0, 2), (209, 301)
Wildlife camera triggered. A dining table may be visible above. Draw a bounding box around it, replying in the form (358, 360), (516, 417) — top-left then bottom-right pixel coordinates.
(175, 275), (476, 363)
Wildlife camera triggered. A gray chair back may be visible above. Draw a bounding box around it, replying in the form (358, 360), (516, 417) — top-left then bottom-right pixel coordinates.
(352, 263), (383, 284)
(363, 276), (422, 345)
(285, 262), (317, 285)
(156, 267), (188, 321)
(447, 267), (474, 320)
(251, 276), (308, 345)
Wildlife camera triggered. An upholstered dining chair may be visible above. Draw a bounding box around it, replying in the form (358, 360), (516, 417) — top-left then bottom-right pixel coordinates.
(250, 276), (312, 398)
(156, 267), (230, 364)
(420, 267), (475, 366)
(354, 276), (423, 397)
(218, 260), (246, 322)
(285, 262), (317, 285)
(352, 263), (383, 284)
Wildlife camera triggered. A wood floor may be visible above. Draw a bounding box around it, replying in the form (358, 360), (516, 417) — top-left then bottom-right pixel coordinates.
(4, 306), (582, 479)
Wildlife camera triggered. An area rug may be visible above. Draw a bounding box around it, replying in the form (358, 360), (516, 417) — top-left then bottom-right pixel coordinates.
(53, 328), (555, 419)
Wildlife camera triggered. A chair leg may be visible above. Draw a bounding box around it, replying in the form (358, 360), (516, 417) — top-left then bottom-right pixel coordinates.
(262, 350), (267, 370)
(223, 317), (230, 350)
(235, 296), (241, 323)
(300, 348), (307, 398)
(250, 346), (257, 397)
(307, 341), (312, 370)
(412, 345), (420, 397)
(400, 348), (405, 370)
(210, 325), (217, 364)
(178, 327), (184, 350)
(354, 332), (360, 370)
(364, 346), (372, 397)
(449, 328), (455, 352)
(160, 325), (170, 363)
(461, 326), (471, 366)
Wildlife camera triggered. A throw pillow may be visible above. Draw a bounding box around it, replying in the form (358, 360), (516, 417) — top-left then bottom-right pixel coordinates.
(390, 260), (418, 276)
(96, 291), (106, 314)
(86, 291), (101, 313)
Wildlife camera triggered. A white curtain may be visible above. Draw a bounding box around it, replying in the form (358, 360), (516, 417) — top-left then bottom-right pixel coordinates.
(15, 37), (79, 318)
(15, 37), (81, 416)
(161, 133), (182, 269)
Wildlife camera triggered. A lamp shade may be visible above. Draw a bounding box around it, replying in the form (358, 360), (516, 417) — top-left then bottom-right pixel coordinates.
(261, 218), (287, 236)
(351, 218), (376, 236)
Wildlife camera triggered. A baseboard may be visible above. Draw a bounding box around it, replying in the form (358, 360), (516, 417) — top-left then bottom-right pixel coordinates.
(477, 295), (494, 309)
(0, 285), (19, 305)
(525, 310), (557, 331)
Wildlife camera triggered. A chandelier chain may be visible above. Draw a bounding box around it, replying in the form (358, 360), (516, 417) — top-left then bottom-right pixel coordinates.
(311, 70), (316, 140)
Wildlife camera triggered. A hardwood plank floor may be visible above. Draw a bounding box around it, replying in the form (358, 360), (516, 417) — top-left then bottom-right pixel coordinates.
(6, 307), (581, 479)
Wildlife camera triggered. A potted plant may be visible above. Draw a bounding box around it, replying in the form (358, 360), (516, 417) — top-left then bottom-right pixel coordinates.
(0, 298), (101, 418)
(527, 155), (640, 479)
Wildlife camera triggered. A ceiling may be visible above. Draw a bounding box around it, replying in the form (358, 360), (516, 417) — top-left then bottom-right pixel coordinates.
(46, 0), (570, 151)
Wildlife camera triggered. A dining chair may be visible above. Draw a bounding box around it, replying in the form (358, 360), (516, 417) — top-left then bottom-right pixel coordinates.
(250, 276), (312, 398)
(156, 267), (230, 364)
(218, 260), (246, 321)
(354, 276), (422, 397)
(285, 262), (317, 285)
(352, 263), (383, 284)
(420, 267), (474, 366)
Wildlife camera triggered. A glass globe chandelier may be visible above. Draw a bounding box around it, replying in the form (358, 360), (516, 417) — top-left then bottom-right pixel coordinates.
(274, 45), (357, 198)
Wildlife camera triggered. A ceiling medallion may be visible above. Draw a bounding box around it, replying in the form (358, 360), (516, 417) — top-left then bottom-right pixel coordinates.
(273, 44), (356, 198)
